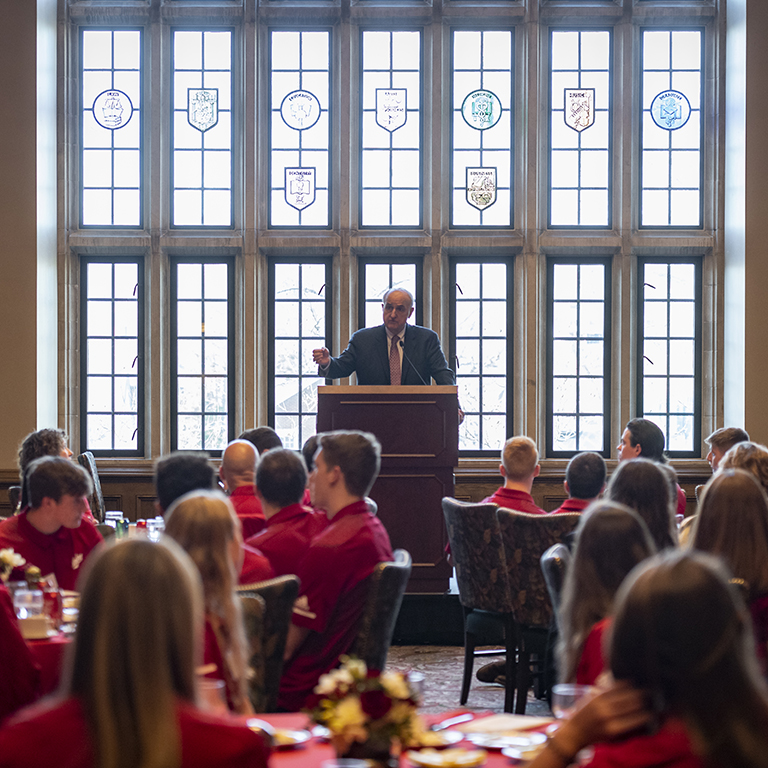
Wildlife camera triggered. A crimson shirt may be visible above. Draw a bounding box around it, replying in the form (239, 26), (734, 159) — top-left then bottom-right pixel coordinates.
(228, 485), (266, 538)
(0, 513), (103, 591)
(277, 499), (393, 711)
(0, 697), (270, 768)
(245, 503), (327, 576)
(482, 487), (546, 515)
(0, 585), (40, 725)
(586, 717), (703, 768)
(239, 543), (275, 585)
(576, 617), (611, 686)
(551, 497), (592, 515)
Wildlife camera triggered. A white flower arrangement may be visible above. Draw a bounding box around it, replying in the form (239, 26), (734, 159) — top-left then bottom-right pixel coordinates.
(0, 548), (25, 583)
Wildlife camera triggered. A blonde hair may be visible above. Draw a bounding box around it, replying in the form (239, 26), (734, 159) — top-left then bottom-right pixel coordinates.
(558, 501), (656, 683)
(66, 537), (202, 768)
(165, 490), (251, 714)
(719, 442), (768, 495)
(692, 469), (768, 598)
(501, 436), (539, 481)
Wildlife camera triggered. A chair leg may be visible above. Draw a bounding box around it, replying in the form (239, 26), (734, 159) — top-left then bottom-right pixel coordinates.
(503, 617), (517, 713)
(461, 626), (477, 706)
(515, 647), (531, 715)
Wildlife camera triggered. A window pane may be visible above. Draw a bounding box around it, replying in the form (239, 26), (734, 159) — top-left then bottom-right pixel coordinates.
(451, 30), (513, 227)
(173, 260), (232, 451)
(270, 31), (330, 227)
(81, 29), (142, 227)
(550, 30), (611, 227)
(172, 30), (233, 227)
(641, 30), (703, 227)
(271, 261), (329, 449)
(361, 30), (421, 227)
(639, 259), (700, 455)
(82, 259), (141, 453)
(548, 261), (609, 455)
(454, 260), (509, 452)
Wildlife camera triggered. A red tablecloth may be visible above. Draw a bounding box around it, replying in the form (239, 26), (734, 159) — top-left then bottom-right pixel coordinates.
(26, 633), (71, 695)
(256, 711), (532, 768)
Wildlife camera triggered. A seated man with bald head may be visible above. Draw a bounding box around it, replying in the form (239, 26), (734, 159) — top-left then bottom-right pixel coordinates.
(219, 439), (265, 538)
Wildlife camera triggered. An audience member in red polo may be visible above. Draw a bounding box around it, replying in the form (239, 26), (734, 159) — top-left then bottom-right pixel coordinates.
(165, 491), (256, 714)
(219, 440), (265, 538)
(606, 459), (678, 551)
(246, 448), (327, 576)
(529, 552), (768, 768)
(481, 435), (546, 514)
(155, 451), (267, 584)
(551, 452), (607, 514)
(278, 430), (393, 711)
(690, 468), (768, 677)
(0, 538), (270, 768)
(0, 583), (40, 725)
(0, 457), (102, 591)
(617, 417), (688, 517)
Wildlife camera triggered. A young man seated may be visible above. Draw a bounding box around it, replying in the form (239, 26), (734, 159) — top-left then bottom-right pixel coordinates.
(483, 435), (546, 514)
(246, 448), (326, 576)
(277, 431), (393, 711)
(551, 452), (607, 514)
(155, 451), (273, 584)
(0, 456), (102, 590)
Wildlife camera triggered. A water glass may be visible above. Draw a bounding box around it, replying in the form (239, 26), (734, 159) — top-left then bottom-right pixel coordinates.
(14, 589), (44, 620)
(551, 683), (595, 720)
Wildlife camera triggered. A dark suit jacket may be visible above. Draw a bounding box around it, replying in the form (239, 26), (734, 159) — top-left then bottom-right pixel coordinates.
(321, 324), (455, 385)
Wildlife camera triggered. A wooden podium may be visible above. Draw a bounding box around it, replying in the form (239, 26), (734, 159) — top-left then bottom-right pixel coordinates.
(317, 385), (458, 594)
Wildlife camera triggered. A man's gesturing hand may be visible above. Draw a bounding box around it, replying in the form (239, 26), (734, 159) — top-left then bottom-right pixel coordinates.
(312, 348), (331, 367)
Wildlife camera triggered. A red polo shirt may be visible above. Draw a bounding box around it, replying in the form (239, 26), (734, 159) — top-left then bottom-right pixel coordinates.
(0, 512), (103, 591)
(0, 696), (270, 768)
(0, 585), (40, 725)
(576, 617), (611, 686)
(239, 543), (275, 585)
(245, 503), (327, 577)
(482, 487), (546, 515)
(551, 497), (592, 515)
(228, 485), (266, 538)
(277, 499), (393, 711)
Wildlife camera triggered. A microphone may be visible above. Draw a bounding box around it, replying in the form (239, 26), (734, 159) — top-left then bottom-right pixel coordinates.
(399, 340), (428, 385)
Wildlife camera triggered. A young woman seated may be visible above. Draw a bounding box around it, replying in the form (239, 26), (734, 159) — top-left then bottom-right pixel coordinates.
(558, 502), (656, 686)
(0, 537), (270, 768)
(691, 468), (768, 672)
(530, 551), (768, 768)
(165, 490), (253, 715)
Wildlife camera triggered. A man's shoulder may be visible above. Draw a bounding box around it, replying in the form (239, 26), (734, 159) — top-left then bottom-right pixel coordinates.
(0, 513), (21, 537)
(349, 325), (386, 343)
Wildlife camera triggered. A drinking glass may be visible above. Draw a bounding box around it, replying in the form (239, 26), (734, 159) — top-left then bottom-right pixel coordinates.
(551, 683), (595, 719)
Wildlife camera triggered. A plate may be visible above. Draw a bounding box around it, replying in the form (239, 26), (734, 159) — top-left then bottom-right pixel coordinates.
(272, 729), (312, 749)
(406, 747), (487, 767)
(312, 725), (331, 741)
(409, 731), (464, 749)
(465, 731), (547, 751)
(501, 743), (547, 764)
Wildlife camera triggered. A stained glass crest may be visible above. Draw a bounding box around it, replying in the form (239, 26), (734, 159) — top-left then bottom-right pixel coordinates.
(461, 90), (502, 131)
(650, 90), (691, 131)
(375, 89), (407, 132)
(93, 89), (133, 130)
(564, 89), (595, 133)
(466, 168), (497, 211)
(285, 168), (316, 211)
(187, 89), (218, 132)
(280, 90), (321, 131)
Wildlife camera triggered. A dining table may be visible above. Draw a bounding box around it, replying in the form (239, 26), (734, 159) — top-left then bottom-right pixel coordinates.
(26, 632), (72, 695)
(256, 710), (553, 768)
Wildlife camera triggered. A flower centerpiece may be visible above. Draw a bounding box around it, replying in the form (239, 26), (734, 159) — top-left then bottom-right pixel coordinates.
(305, 656), (427, 766)
(0, 548), (25, 584)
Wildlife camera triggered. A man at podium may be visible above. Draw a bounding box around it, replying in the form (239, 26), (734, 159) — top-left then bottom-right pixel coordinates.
(312, 288), (455, 386)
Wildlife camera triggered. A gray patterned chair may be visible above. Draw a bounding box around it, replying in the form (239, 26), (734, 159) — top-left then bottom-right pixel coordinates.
(349, 548), (411, 672)
(497, 509), (581, 713)
(237, 574), (300, 712)
(442, 497), (518, 712)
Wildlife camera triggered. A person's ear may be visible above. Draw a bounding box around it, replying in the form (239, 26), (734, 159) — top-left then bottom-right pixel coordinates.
(533, 464), (541, 478)
(563, 480), (569, 495)
(407, 305), (414, 319)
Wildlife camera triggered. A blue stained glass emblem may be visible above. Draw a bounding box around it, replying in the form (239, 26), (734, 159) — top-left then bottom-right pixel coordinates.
(461, 90), (502, 131)
(92, 90), (134, 130)
(650, 90), (691, 131)
(280, 90), (321, 131)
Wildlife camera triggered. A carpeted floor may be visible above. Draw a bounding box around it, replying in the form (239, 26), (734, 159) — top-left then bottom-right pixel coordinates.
(386, 646), (553, 717)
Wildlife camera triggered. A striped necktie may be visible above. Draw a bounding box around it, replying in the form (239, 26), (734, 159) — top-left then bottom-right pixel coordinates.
(390, 334), (401, 385)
